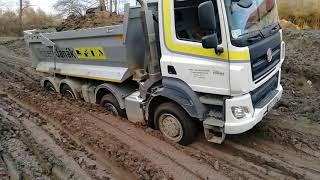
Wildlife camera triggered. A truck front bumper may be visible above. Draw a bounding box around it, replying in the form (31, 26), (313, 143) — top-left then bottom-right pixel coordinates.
(224, 84), (283, 134)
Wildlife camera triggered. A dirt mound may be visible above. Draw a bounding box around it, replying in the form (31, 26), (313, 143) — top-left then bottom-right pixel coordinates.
(277, 30), (320, 123)
(56, 11), (123, 32)
(0, 38), (29, 57)
(280, 19), (300, 30)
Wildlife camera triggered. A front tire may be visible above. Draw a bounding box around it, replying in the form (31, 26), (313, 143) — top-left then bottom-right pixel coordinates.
(154, 102), (197, 145)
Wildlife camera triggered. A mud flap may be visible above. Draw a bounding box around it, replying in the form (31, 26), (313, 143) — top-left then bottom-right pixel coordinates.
(203, 117), (226, 144)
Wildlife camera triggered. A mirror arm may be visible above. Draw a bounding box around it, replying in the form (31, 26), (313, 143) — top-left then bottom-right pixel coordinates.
(215, 46), (224, 55)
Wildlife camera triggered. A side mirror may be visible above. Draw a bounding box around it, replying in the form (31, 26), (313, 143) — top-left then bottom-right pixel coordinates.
(202, 34), (218, 49)
(201, 33), (223, 54)
(198, 1), (224, 54)
(198, 1), (216, 31)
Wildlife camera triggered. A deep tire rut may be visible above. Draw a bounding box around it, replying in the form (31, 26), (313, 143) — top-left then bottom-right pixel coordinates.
(0, 96), (92, 179)
(5, 82), (227, 180)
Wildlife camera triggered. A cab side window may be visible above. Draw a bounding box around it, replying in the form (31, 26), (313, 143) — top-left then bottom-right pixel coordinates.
(174, 0), (221, 44)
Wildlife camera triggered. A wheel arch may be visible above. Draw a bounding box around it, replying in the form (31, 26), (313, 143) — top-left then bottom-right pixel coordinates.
(146, 77), (207, 127)
(95, 83), (136, 109)
(146, 95), (173, 128)
(41, 77), (61, 92)
(96, 87), (112, 105)
(58, 78), (82, 99)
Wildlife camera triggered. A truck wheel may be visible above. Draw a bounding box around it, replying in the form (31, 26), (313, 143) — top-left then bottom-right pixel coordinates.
(60, 84), (76, 99)
(100, 94), (126, 117)
(154, 102), (197, 145)
(44, 81), (55, 92)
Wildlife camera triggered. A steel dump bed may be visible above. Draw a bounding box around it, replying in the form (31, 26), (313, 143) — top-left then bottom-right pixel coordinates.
(24, 6), (145, 83)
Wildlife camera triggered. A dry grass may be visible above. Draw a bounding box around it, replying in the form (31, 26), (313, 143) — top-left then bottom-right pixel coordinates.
(278, 0), (320, 29)
(0, 8), (60, 36)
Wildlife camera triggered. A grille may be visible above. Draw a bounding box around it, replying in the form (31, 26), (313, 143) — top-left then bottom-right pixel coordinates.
(251, 72), (279, 108)
(249, 32), (281, 81)
(251, 45), (281, 81)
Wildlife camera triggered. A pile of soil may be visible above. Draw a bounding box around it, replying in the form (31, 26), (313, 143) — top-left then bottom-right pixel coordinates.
(56, 11), (123, 32)
(277, 30), (320, 123)
(0, 38), (29, 57)
(280, 19), (300, 30)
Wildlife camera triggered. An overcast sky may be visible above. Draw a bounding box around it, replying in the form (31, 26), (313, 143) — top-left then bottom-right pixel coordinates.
(1, 0), (137, 15)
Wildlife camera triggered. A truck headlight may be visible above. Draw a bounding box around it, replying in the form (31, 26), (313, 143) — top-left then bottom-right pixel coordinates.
(231, 106), (250, 119)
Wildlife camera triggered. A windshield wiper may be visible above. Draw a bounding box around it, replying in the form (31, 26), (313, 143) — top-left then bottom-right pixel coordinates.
(234, 29), (264, 45)
(270, 23), (280, 33)
(261, 23), (280, 37)
(247, 34), (262, 42)
(237, 29), (262, 39)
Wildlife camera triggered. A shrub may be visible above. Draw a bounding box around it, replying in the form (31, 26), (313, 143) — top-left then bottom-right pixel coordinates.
(0, 7), (60, 36)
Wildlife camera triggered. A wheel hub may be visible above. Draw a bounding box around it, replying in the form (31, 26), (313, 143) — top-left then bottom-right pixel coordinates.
(159, 114), (183, 141)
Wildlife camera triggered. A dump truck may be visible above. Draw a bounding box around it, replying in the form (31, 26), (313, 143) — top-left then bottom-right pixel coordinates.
(24, 0), (285, 145)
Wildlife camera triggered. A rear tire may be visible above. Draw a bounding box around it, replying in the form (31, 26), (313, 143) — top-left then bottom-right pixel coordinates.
(44, 81), (55, 92)
(60, 84), (76, 99)
(100, 94), (126, 117)
(154, 102), (197, 146)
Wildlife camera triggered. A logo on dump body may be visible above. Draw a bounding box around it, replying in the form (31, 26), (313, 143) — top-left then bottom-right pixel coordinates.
(74, 47), (107, 60)
(37, 47), (107, 60)
(267, 48), (273, 62)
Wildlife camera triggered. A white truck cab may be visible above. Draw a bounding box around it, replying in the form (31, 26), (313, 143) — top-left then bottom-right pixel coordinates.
(156, 0), (284, 143)
(25, 0), (285, 145)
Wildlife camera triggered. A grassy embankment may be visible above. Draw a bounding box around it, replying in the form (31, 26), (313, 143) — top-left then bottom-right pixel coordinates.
(278, 0), (320, 29)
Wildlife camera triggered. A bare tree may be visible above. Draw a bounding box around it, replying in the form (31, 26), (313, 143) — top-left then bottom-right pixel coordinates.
(114, 0), (118, 13)
(19, 0), (30, 35)
(109, 0), (119, 13)
(54, 0), (97, 17)
(19, 0), (22, 34)
(99, 0), (106, 11)
(109, 0), (113, 12)
(55, 0), (124, 17)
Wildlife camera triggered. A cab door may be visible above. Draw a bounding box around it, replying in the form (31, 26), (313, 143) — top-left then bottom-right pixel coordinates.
(158, 0), (232, 95)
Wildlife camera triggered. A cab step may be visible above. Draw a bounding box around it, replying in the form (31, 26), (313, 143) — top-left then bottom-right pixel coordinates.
(203, 117), (226, 144)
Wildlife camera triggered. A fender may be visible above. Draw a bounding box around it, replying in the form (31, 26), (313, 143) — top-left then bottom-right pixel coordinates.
(157, 77), (207, 119)
(95, 82), (136, 109)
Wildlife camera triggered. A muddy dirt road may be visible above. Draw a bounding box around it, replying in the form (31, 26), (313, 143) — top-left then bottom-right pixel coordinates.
(0, 31), (319, 180)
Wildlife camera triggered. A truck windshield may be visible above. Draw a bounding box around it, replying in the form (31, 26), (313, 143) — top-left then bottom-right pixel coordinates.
(225, 0), (279, 47)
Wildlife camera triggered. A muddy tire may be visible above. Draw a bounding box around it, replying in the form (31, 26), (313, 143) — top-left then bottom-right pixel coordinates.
(154, 102), (197, 146)
(44, 81), (55, 92)
(100, 94), (126, 117)
(60, 84), (76, 99)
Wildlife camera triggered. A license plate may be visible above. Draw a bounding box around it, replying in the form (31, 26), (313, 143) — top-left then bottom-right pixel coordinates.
(267, 97), (279, 112)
